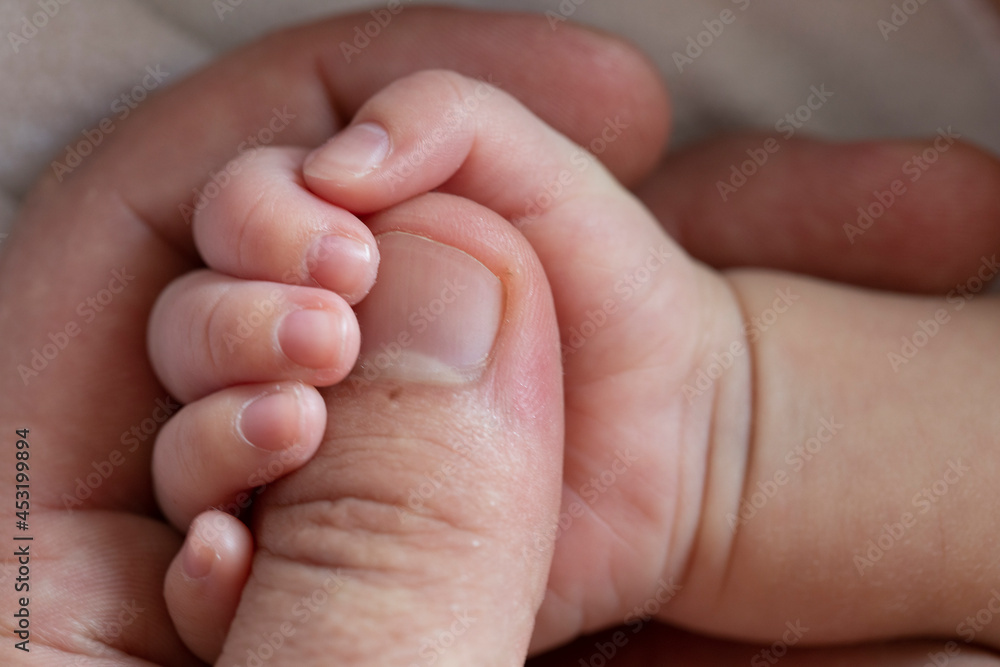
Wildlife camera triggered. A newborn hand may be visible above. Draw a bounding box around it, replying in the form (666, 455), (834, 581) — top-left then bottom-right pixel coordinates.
(0, 10), (665, 666)
(298, 71), (1000, 659)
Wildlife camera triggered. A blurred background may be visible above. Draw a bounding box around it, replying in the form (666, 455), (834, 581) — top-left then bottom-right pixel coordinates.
(2, 0), (998, 234)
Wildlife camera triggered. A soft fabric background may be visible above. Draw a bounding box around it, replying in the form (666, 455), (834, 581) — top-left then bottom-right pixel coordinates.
(2, 0), (999, 235)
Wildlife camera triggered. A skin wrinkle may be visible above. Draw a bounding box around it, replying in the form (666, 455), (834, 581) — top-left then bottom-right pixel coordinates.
(655, 262), (742, 616)
(15, 6), (1000, 664)
(713, 273), (758, 606)
(233, 183), (272, 280)
(0, 10), (672, 664)
(200, 279), (231, 393)
(259, 499), (487, 576)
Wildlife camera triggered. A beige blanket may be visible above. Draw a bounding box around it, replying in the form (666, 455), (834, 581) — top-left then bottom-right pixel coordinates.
(3, 0), (999, 235)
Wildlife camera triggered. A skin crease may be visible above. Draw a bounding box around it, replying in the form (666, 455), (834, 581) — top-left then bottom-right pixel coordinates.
(294, 70), (1000, 655)
(213, 194), (566, 665)
(159, 64), (1000, 665)
(1, 6), (1000, 664)
(166, 5), (1000, 659)
(162, 136), (997, 664)
(0, 10), (671, 666)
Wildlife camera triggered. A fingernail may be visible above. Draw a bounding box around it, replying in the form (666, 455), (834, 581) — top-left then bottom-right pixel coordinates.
(307, 234), (378, 303)
(278, 309), (345, 370)
(182, 532), (216, 580)
(239, 388), (300, 451)
(305, 122), (390, 179)
(354, 232), (503, 384)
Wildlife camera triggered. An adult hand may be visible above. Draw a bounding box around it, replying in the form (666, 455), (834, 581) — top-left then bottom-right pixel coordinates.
(0, 9), (667, 665)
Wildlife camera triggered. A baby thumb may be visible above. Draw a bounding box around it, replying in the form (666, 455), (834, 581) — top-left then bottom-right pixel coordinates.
(217, 193), (564, 666)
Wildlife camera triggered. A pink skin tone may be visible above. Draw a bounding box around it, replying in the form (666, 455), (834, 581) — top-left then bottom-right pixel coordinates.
(0, 10), (668, 666)
(3, 8), (1000, 666)
(155, 69), (1000, 665)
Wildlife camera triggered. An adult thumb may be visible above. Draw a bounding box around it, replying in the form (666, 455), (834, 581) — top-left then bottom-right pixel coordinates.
(217, 193), (564, 666)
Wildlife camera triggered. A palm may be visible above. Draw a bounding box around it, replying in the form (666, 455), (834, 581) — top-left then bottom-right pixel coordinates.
(521, 130), (1000, 658)
(0, 194), (196, 664)
(513, 191), (738, 651)
(0, 11), (674, 664)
